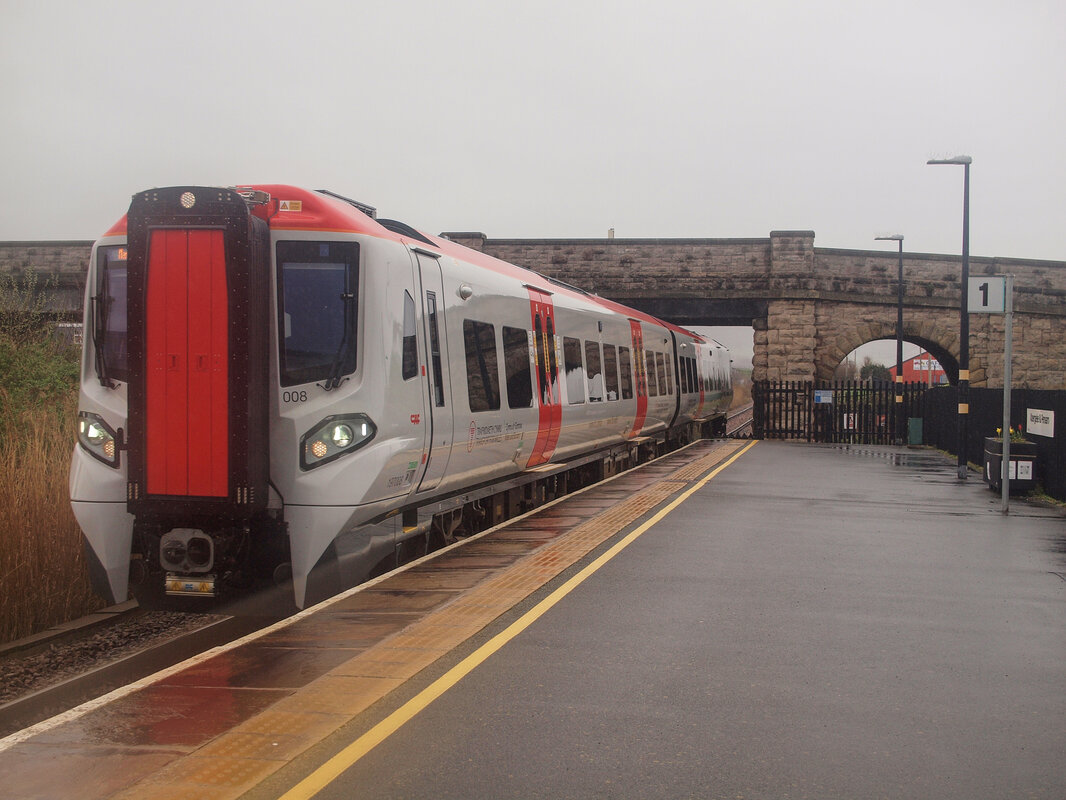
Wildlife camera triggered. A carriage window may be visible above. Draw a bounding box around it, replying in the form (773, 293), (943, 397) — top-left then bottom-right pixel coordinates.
(426, 292), (444, 404)
(655, 352), (667, 396)
(464, 319), (499, 411)
(633, 346), (646, 398)
(603, 344), (619, 401)
(645, 350), (658, 396)
(664, 354), (674, 394)
(277, 241), (359, 387)
(503, 325), (533, 409)
(533, 314), (548, 406)
(564, 336), (585, 404)
(618, 346), (633, 400)
(545, 317), (559, 392)
(93, 245), (129, 383)
(402, 291), (418, 380)
(585, 340), (603, 402)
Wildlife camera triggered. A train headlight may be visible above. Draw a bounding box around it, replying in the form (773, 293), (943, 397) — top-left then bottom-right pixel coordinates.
(331, 424), (354, 448)
(300, 413), (376, 470)
(77, 411), (120, 467)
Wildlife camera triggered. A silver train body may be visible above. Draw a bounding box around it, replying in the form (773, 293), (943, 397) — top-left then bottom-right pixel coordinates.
(70, 186), (732, 609)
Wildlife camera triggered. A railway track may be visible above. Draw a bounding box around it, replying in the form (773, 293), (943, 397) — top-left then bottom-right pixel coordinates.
(0, 608), (277, 738)
(726, 401), (754, 437)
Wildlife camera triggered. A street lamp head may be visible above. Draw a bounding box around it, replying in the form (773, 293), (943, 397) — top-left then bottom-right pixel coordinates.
(875, 234), (904, 242)
(927, 155), (973, 165)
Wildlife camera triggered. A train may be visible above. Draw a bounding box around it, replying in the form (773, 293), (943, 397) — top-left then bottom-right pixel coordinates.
(70, 185), (732, 610)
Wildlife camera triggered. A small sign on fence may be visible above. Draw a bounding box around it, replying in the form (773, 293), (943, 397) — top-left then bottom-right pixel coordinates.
(1027, 408), (1055, 438)
(814, 389), (834, 404)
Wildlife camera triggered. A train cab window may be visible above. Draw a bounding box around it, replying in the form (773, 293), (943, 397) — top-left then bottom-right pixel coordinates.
(585, 340), (603, 402)
(563, 336), (585, 404)
(277, 240), (359, 387)
(463, 319), (500, 411)
(402, 291), (418, 380)
(92, 245), (129, 383)
(645, 350), (658, 397)
(603, 344), (620, 401)
(618, 346), (633, 400)
(503, 325), (533, 409)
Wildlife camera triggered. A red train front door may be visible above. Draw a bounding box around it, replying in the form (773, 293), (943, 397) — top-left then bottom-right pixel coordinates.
(144, 229), (229, 497)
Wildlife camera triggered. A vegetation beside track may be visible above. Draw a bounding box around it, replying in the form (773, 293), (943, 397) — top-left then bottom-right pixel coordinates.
(0, 271), (102, 645)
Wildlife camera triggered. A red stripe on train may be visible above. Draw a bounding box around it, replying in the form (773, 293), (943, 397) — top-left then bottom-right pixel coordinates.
(628, 320), (648, 438)
(526, 288), (562, 467)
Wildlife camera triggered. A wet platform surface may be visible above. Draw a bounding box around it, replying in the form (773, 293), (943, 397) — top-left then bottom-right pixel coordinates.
(0, 439), (751, 799)
(272, 442), (1064, 800)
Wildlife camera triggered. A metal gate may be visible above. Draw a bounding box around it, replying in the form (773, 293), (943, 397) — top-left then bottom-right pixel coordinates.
(753, 380), (927, 444)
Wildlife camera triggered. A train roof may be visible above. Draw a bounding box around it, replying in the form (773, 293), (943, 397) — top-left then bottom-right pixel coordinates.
(101, 185), (711, 344)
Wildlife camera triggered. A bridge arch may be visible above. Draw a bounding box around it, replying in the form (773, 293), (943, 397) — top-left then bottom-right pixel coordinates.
(802, 300), (988, 386)
(815, 320), (965, 385)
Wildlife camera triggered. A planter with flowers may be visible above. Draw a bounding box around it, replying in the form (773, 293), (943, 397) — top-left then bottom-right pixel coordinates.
(983, 426), (1039, 493)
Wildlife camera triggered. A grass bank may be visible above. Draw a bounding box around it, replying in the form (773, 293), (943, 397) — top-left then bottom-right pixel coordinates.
(0, 274), (102, 645)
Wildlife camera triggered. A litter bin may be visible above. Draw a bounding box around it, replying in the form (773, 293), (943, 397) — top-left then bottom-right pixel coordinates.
(907, 417), (923, 446)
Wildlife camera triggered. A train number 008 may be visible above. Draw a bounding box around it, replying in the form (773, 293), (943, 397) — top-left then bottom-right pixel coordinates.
(282, 390), (308, 403)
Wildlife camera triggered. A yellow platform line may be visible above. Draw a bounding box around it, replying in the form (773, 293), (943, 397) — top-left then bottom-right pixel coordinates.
(279, 439), (757, 800)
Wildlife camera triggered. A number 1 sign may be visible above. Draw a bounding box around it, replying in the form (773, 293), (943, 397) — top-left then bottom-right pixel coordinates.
(968, 276), (1006, 313)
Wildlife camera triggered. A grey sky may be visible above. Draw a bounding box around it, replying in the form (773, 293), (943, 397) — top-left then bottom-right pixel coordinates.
(2, 0), (1064, 265)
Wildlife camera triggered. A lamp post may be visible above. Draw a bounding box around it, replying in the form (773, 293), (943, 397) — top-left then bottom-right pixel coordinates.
(876, 234), (905, 445)
(927, 155), (972, 480)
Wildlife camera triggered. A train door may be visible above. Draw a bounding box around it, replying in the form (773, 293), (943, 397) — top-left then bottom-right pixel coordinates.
(627, 320), (648, 438)
(145, 228), (229, 497)
(526, 288), (561, 467)
(414, 251), (453, 492)
(694, 342), (706, 418)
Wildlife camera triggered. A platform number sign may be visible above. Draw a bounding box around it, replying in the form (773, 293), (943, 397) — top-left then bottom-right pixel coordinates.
(968, 276), (1006, 313)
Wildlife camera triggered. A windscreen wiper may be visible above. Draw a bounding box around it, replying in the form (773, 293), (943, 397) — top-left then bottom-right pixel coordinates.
(320, 290), (355, 391)
(91, 276), (115, 388)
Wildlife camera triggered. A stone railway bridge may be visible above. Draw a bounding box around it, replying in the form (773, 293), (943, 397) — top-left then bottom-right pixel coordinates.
(445, 230), (1065, 390)
(2, 230), (1064, 389)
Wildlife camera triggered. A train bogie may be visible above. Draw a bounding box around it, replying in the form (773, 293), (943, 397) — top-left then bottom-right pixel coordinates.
(70, 185), (731, 611)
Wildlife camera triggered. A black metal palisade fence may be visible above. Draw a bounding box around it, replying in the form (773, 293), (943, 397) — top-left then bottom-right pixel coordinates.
(753, 380), (1066, 501)
(752, 380), (926, 446)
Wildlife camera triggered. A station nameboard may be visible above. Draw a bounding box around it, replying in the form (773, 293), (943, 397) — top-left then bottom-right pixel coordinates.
(1027, 408), (1055, 438)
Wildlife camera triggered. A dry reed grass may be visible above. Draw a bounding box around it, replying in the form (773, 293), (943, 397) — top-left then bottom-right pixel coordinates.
(0, 384), (103, 644)
(730, 368), (752, 408)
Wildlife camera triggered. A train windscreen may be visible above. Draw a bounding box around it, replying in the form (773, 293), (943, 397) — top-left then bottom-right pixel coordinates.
(94, 245), (128, 382)
(277, 240), (359, 387)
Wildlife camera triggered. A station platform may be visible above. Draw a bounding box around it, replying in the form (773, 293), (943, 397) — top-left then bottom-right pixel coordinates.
(2, 440), (1065, 799)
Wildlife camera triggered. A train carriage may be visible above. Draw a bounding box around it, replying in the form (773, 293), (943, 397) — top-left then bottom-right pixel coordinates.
(71, 186), (731, 610)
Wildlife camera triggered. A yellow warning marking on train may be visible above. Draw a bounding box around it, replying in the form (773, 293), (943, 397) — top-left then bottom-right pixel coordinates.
(280, 439), (758, 800)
